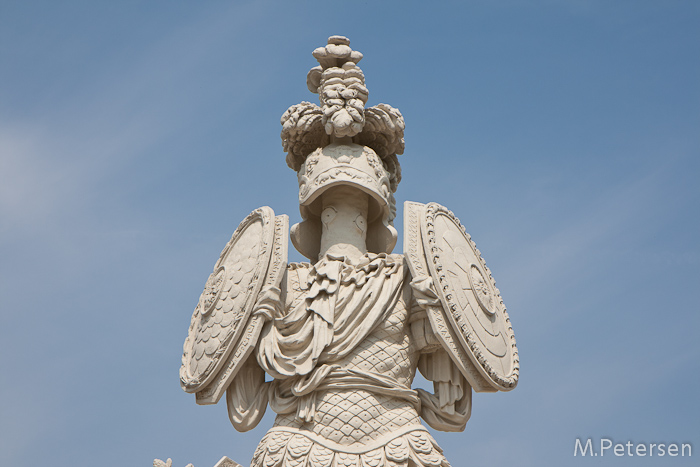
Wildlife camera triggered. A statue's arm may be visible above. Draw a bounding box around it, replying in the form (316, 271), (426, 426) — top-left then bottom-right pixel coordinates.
(226, 353), (268, 432)
(408, 280), (472, 432)
(225, 264), (290, 432)
(408, 276), (442, 354)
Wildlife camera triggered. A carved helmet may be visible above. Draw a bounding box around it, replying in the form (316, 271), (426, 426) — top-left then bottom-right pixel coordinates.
(281, 36), (404, 261)
(291, 142), (398, 261)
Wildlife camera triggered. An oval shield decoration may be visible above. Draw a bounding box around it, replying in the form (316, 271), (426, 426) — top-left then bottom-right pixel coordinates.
(422, 203), (519, 391)
(180, 207), (275, 393)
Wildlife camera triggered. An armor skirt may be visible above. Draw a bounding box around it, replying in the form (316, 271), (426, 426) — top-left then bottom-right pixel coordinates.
(250, 426), (450, 467)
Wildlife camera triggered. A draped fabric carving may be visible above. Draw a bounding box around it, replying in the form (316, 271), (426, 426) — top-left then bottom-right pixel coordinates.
(227, 254), (471, 435)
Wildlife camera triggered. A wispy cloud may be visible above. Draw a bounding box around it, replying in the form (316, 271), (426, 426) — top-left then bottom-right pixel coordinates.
(0, 2), (276, 241)
(506, 161), (686, 326)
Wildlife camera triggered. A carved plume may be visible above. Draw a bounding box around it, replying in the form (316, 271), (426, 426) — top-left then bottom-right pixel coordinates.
(281, 36), (405, 192)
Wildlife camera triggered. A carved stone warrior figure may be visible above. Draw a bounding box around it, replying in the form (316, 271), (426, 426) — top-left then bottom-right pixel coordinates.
(180, 36), (519, 467)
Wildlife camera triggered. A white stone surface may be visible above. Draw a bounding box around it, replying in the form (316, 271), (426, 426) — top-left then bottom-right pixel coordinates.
(153, 456), (241, 467)
(180, 35), (518, 467)
(213, 456), (243, 467)
(153, 458), (192, 467)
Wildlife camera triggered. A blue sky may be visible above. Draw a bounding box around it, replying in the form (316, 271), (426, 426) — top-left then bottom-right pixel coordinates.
(1, 1), (698, 466)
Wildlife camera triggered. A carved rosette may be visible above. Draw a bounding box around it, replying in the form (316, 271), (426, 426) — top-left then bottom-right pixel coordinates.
(180, 207), (276, 393)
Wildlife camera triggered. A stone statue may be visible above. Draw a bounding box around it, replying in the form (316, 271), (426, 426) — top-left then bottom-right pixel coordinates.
(179, 36), (519, 467)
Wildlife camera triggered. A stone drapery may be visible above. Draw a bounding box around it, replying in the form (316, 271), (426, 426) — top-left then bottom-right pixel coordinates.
(226, 253), (471, 433)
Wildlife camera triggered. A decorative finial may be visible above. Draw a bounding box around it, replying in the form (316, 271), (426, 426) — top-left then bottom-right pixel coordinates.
(281, 36), (405, 191)
(305, 36), (368, 139)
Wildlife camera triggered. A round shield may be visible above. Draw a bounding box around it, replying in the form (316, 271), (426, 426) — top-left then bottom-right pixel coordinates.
(180, 207), (275, 392)
(422, 203), (519, 391)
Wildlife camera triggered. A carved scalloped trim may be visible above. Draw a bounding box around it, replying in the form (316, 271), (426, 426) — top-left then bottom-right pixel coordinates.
(180, 207), (275, 392)
(264, 215), (289, 289)
(259, 425), (437, 457)
(423, 203), (519, 390)
(404, 202), (426, 278)
(195, 316), (263, 403)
